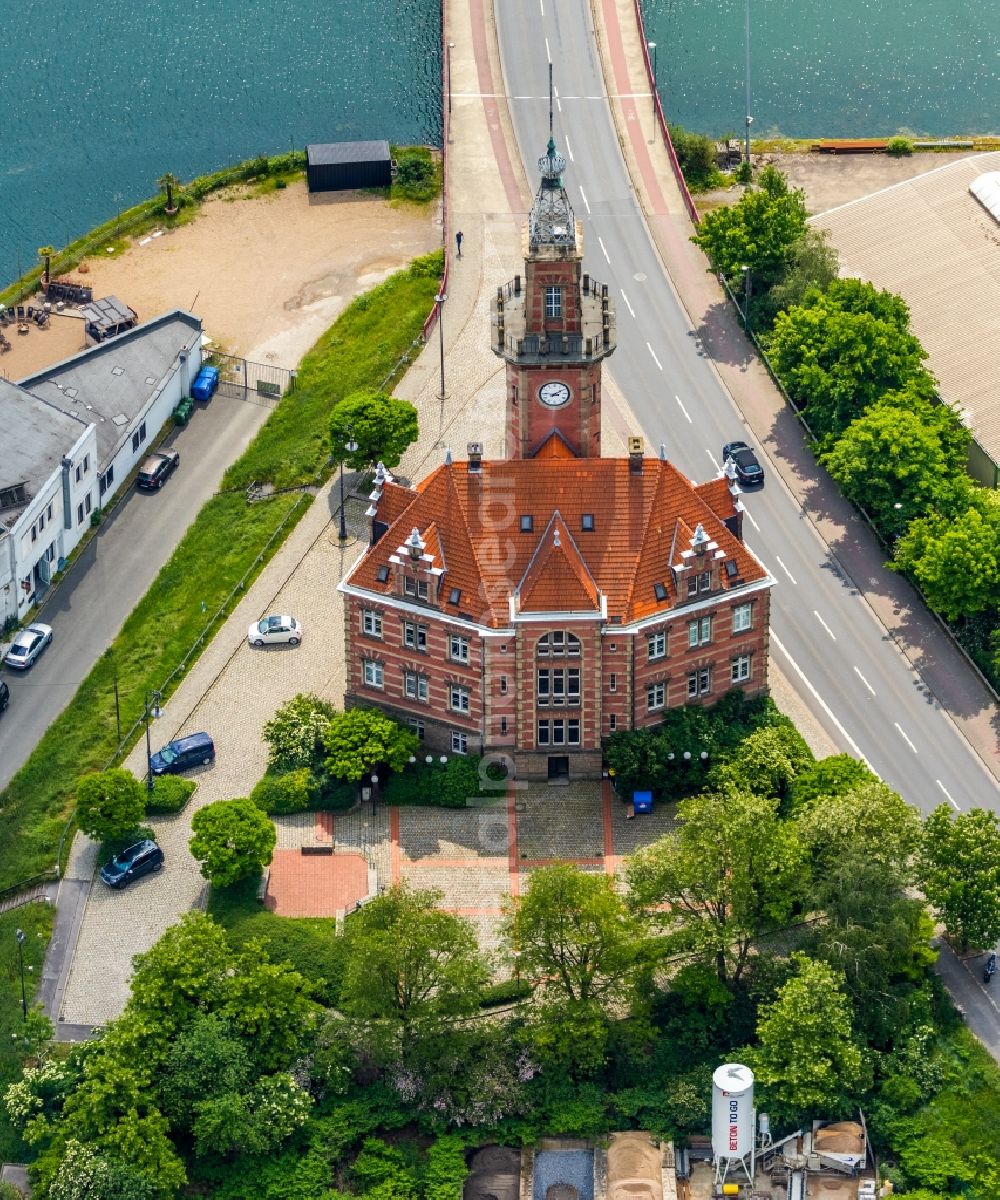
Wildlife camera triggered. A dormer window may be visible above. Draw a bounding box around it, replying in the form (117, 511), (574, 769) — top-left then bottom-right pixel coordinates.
(581, 514), (595, 531)
(376, 565), (390, 584)
(520, 515), (534, 533)
(403, 576), (429, 601)
(687, 571), (712, 598)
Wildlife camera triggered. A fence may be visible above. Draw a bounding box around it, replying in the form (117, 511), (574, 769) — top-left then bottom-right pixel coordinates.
(207, 350), (296, 399)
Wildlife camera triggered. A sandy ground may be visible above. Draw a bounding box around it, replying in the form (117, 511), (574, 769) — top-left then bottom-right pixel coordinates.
(0, 180), (439, 380)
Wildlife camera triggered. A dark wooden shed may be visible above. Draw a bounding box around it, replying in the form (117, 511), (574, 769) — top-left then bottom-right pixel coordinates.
(306, 140), (392, 193)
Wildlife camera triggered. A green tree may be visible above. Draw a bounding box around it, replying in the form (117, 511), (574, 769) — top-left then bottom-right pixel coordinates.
(605, 727), (669, 798)
(668, 125), (720, 190)
(424, 1135), (469, 1200)
(217, 950), (318, 1072)
(190, 1073), (310, 1159)
(691, 166), (807, 289)
(752, 954), (864, 1122)
(322, 707), (419, 782)
(893, 499), (1000, 622)
(626, 789), (806, 986)
(128, 912), (231, 1037)
(796, 779), (922, 879)
(822, 399), (969, 537)
(75, 769), (146, 843)
(158, 1013), (252, 1128)
(340, 885), (488, 1057)
(766, 226), (840, 318)
(189, 798), (276, 887)
(330, 389), (419, 470)
(707, 723), (813, 806)
(766, 280), (932, 440)
(786, 753), (877, 809)
(918, 805), (1000, 952)
(262, 692), (336, 773)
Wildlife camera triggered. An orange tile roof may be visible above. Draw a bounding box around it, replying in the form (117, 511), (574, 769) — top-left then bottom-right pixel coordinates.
(347, 456), (767, 627)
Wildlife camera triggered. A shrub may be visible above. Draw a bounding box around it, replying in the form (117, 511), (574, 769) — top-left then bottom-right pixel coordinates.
(382, 756), (498, 808)
(479, 978), (532, 1008)
(146, 774), (196, 814)
(391, 146), (441, 203)
(887, 136), (914, 156)
(316, 776), (357, 811)
(263, 693), (336, 774)
(250, 768), (321, 815)
(668, 124), (723, 191)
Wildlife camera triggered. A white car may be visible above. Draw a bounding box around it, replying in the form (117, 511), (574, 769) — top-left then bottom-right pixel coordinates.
(3, 622), (53, 670)
(247, 615), (302, 647)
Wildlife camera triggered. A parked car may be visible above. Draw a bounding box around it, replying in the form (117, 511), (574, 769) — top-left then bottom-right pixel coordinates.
(247, 614), (303, 647)
(99, 838), (164, 888)
(191, 365), (220, 401)
(136, 450), (180, 490)
(149, 731), (215, 775)
(722, 440), (764, 486)
(0, 679), (9, 714)
(3, 623), (53, 670)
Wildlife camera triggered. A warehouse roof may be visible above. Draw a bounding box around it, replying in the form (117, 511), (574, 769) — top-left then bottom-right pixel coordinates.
(811, 151), (1000, 474)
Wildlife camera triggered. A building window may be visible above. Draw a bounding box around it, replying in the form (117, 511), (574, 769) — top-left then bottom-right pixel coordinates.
(404, 672), (429, 702)
(403, 575), (429, 600)
(609, 713), (617, 732)
(609, 642), (617, 652)
(448, 587), (461, 605)
(647, 682), (666, 711)
(538, 631), (580, 656)
(688, 616), (712, 647)
(376, 565), (390, 584)
(537, 667), (581, 706)
(732, 603), (753, 633)
(403, 621), (428, 651)
(609, 673), (617, 693)
(408, 719), (425, 741)
(648, 630), (666, 660)
(84, 494), (92, 515)
(449, 634), (470, 663)
(363, 660), (384, 689)
(38, 512), (45, 531)
(499, 675), (508, 695)
(500, 716), (508, 735)
(687, 571), (712, 598)
(47, 502), (53, 520)
(77, 503), (84, 524)
(687, 668), (711, 698)
(31, 525), (37, 542)
(75, 464), (81, 482)
(44, 543), (56, 563)
(545, 285), (563, 318)
(732, 655), (752, 684)
(537, 718), (580, 746)
(520, 515), (534, 532)
(452, 730), (469, 754)
(449, 685), (470, 714)
(362, 610), (383, 638)
(581, 514), (595, 531)
(131, 422), (147, 453)
(99, 466), (114, 496)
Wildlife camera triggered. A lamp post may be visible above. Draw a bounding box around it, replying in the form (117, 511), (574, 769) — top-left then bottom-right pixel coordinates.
(435, 292), (447, 401)
(144, 690), (163, 794)
(338, 430), (359, 541)
(447, 41), (456, 115)
(647, 41), (657, 120)
(744, 0), (753, 168)
(15, 928), (27, 1020)
(741, 264), (752, 329)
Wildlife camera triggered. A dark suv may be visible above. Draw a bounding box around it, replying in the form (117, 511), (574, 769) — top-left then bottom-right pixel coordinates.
(99, 839), (164, 888)
(137, 450), (180, 490)
(149, 731), (215, 775)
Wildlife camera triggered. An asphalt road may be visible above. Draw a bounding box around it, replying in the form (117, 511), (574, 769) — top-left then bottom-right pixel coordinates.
(934, 939), (1000, 1060)
(0, 392), (272, 791)
(495, 0), (998, 813)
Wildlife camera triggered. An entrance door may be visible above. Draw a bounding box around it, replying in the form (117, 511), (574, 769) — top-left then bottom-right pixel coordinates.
(547, 755), (569, 782)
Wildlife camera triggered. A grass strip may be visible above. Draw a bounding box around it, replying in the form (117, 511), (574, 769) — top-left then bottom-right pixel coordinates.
(0, 251), (443, 890)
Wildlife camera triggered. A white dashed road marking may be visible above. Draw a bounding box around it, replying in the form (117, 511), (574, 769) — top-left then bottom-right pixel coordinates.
(853, 666), (875, 696)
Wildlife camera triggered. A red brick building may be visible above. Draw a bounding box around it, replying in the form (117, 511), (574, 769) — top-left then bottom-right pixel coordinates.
(340, 138), (772, 781)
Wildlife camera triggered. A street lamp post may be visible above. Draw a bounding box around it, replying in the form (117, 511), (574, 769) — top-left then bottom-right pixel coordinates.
(447, 42), (456, 116)
(338, 431), (359, 541)
(647, 41), (657, 121)
(435, 292), (447, 401)
(15, 928), (27, 1020)
(744, 0), (753, 168)
(144, 690), (163, 794)
(741, 264), (752, 330)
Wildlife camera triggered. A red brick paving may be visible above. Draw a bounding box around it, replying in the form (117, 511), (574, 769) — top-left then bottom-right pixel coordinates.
(265, 849), (368, 917)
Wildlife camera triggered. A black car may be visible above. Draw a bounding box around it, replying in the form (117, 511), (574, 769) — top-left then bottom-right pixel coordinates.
(0, 680), (8, 715)
(149, 731), (215, 775)
(99, 839), (164, 888)
(722, 440), (764, 486)
(136, 450), (180, 490)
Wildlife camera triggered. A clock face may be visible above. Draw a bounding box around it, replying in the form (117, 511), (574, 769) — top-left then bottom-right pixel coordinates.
(538, 381), (571, 408)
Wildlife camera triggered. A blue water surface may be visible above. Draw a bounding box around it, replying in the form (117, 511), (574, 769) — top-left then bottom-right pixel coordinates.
(0, 0), (441, 277)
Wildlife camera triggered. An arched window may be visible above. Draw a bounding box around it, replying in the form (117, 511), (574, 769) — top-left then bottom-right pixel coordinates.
(536, 630), (581, 656)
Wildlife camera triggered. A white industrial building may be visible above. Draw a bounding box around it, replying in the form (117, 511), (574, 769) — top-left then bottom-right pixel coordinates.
(0, 310), (202, 625)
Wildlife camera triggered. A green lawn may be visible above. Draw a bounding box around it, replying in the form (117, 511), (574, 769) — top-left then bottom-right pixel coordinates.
(0, 903), (54, 1163)
(0, 249), (444, 892)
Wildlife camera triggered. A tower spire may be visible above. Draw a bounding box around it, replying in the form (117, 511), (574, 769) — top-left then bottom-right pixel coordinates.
(549, 62), (554, 140)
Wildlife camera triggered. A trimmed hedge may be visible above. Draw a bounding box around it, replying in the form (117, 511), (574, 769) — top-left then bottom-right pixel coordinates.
(145, 775), (197, 815)
(250, 768), (320, 815)
(381, 755), (504, 809)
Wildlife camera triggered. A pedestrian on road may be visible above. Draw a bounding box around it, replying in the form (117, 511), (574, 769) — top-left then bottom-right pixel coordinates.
(456, 230), (464, 258)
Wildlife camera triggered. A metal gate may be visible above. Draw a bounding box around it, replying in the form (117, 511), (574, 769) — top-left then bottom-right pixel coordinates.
(207, 351), (295, 400)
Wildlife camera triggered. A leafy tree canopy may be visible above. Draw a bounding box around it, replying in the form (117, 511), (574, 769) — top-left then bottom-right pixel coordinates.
(262, 692), (337, 773)
(707, 722), (813, 806)
(322, 707), (419, 782)
(330, 389), (419, 470)
(765, 226), (840, 321)
(894, 498), (1000, 623)
(918, 805), (1000, 952)
(75, 769), (146, 844)
(189, 797), (276, 888)
(795, 778), (922, 880)
(786, 753), (878, 810)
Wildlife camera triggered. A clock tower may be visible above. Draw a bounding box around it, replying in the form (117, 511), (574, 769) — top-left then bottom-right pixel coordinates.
(490, 137), (616, 459)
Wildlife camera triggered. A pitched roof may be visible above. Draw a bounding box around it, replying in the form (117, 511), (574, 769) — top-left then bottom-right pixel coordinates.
(346, 456), (767, 628)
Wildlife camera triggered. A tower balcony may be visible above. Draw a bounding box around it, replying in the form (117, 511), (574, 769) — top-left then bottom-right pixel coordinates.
(490, 274), (617, 364)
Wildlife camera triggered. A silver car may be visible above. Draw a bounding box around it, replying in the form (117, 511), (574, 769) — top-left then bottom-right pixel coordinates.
(247, 614), (302, 647)
(3, 622), (53, 670)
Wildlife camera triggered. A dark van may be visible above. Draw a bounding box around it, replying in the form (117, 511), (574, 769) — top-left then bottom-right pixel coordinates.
(149, 731), (215, 775)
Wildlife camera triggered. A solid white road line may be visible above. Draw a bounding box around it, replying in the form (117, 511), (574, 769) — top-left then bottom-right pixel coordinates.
(813, 610), (837, 641)
(598, 236), (610, 263)
(936, 779), (960, 811)
(894, 723), (917, 753)
(853, 666), (875, 696)
(564, 134), (574, 161)
(675, 394), (691, 423)
(775, 556), (796, 584)
(706, 450), (720, 472)
(554, 84), (562, 113)
(771, 632), (869, 765)
(620, 289), (635, 318)
(647, 343), (662, 370)
(579, 186), (591, 214)
(743, 509), (760, 532)
(545, 37), (551, 63)
(539, 0), (544, 13)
